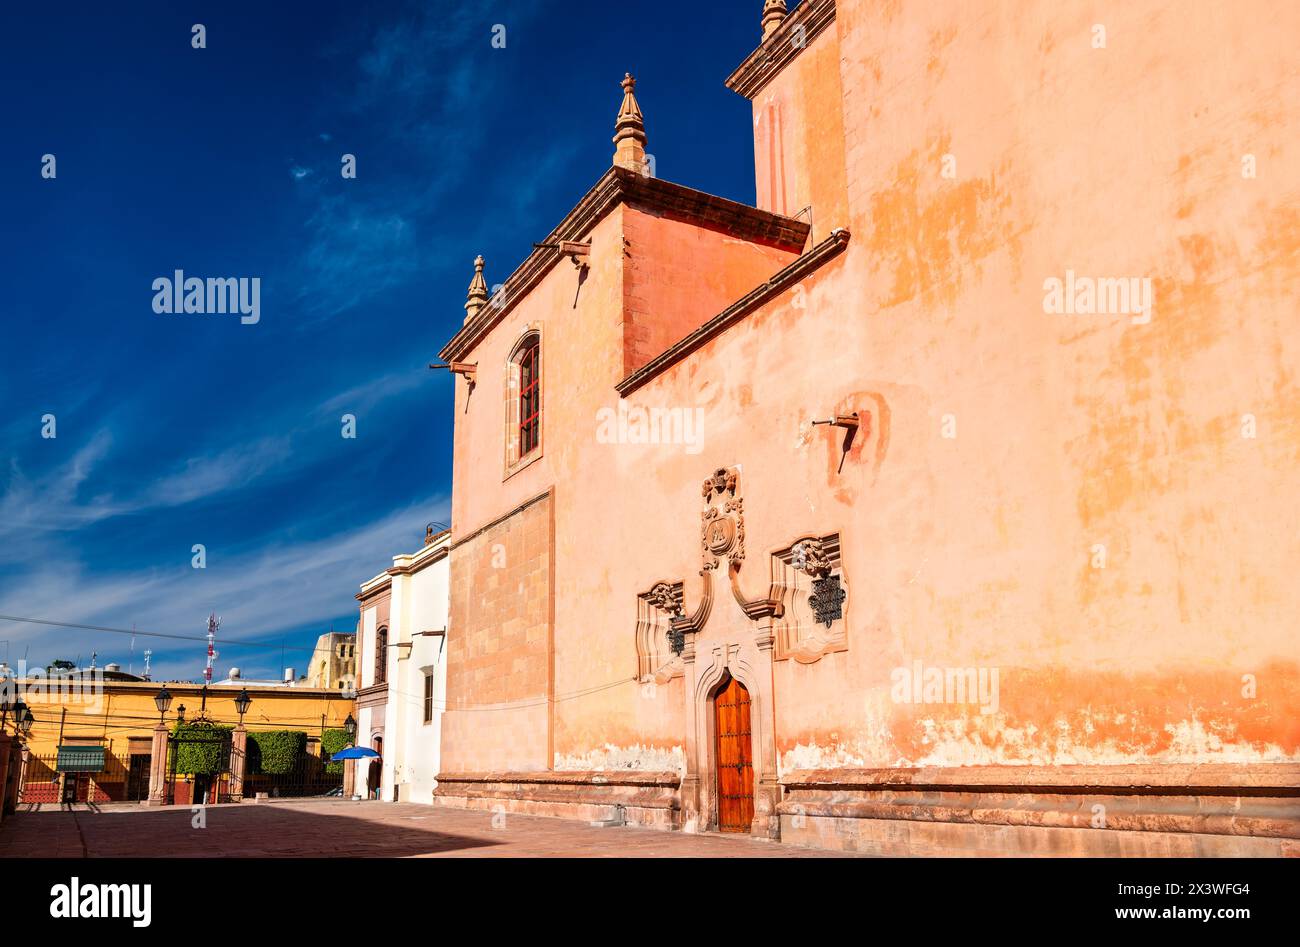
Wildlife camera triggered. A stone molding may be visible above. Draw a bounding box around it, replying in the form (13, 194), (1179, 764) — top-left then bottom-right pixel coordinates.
(616, 228), (850, 396)
(778, 764), (1300, 855)
(781, 763), (1300, 792)
(440, 167), (810, 363)
(725, 0), (838, 100)
(448, 489), (552, 552)
(769, 532), (848, 663)
(434, 770), (682, 829)
(635, 580), (686, 682)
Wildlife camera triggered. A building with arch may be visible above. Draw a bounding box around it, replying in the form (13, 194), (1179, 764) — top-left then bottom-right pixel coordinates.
(428, 0), (1300, 855)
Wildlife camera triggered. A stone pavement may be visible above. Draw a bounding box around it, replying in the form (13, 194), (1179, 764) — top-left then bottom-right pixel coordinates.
(0, 799), (859, 857)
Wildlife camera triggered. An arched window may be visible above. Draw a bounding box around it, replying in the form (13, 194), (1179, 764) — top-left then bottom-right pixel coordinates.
(518, 335), (541, 456)
(506, 331), (543, 471)
(374, 626), (388, 685)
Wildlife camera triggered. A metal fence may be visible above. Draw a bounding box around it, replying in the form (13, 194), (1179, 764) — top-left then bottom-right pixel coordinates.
(18, 742), (341, 804)
(243, 748), (342, 798)
(19, 751), (139, 804)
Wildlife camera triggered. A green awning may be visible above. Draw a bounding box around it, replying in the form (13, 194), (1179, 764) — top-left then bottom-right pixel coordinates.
(56, 745), (105, 773)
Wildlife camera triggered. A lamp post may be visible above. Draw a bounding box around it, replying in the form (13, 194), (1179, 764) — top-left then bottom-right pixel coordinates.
(11, 708), (34, 815)
(0, 693), (20, 822)
(230, 689), (252, 803)
(341, 713), (359, 800)
(147, 687), (177, 807)
(234, 688), (251, 724)
(154, 686), (173, 724)
(0, 687), (23, 732)
(8, 701), (26, 736)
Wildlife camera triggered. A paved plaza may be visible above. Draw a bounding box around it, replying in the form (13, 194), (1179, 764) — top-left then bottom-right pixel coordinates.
(0, 799), (858, 858)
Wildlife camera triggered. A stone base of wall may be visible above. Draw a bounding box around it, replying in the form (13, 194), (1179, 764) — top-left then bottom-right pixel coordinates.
(777, 764), (1300, 857)
(433, 771), (682, 829)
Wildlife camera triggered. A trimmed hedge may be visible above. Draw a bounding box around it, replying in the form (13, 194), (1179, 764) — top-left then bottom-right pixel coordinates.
(246, 730), (307, 775)
(170, 722), (233, 775)
(321, 728), (350, 774)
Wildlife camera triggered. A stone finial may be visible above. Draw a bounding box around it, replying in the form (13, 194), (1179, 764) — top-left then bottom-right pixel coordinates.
(464, 254), (488, 324)
(612, 72), (647, 173)
(761, 0), (788, 40)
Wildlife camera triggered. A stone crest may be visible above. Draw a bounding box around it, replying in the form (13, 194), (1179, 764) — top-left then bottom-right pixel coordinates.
(701, 467), (744, 572)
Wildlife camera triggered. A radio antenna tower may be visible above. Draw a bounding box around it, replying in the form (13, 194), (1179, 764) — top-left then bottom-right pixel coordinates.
(204, 613), (221, 684)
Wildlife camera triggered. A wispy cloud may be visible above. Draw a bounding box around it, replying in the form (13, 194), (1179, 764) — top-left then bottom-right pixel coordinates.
(297, 195), (418, 316)
(0, 432), (293, 547)
(0, 495), (449, 680)
(318, 370), (426, 417)
(287, 4), (540, 319)
(0, 366), (421, 554)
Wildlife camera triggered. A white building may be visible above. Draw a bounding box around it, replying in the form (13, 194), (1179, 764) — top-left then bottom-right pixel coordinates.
(355, 528), (450, 803)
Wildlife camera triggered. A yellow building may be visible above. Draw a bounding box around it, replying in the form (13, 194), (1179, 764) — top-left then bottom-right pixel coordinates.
(14, 674), (354, 804)
(305, 631), (357, 691)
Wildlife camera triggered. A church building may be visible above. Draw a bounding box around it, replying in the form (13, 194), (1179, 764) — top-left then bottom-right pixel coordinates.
(430, 0), (1299, 855)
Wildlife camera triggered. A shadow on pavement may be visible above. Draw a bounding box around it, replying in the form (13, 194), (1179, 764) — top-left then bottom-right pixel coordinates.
(0, 800), (501, 858)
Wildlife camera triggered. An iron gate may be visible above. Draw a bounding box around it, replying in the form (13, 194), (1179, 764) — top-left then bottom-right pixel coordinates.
(243, 747), (341, 798)
(166, 723), (232, 806)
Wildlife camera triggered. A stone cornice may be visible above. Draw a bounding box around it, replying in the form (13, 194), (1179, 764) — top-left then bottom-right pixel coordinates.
(439, 167), (810, 363)
(387, 533), (451, 576)
(435, 770), (680, 787)
(356, 575), (392, 602)
(781, 763), (1300, 793)
(616, 227), (850, 397)
(725, 0), (837, 100)
(449, 489), (552, 553)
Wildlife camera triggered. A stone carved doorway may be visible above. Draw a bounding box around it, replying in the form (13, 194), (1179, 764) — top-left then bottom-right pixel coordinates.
(713, 672), (754, 832)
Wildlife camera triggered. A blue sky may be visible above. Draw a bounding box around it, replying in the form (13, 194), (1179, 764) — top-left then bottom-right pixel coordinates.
(0, 1), (768, 681)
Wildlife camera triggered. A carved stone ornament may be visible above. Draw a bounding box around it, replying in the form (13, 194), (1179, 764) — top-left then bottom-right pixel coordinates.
(701, 467), (738, 501)
(701, 468), (744, 572)
(703, 512), (736, 558)
(808, 574), (846, 628)
(769, 533), (848, 663)
(791, 538), (832, 578)
(647, 582), (684, 619)
(635, 580), (688, 679)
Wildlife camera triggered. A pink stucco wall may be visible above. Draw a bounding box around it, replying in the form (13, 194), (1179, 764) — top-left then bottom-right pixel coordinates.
(443, 0), (1300, 777)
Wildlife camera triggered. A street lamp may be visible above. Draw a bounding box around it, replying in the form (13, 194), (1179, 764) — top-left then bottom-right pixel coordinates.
(343, 713), (357, 744)
(176, 704), (186, 725)
(234, 688), (252, 723)
(154, 686), (173, 723)
(18, 708), (33, 738)
(0, 688), (14, 723)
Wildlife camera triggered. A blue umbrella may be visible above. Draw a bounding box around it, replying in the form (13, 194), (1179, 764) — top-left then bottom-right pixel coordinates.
(331, 746), (380, 761)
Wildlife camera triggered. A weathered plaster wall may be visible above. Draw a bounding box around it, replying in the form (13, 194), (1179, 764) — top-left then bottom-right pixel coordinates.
(750, 11), (848, 237)
(633, 0), (1299, 772)
(621, 206), (798, 374)
(445, 206), (801, 774)
(444, 0), (1299, 782)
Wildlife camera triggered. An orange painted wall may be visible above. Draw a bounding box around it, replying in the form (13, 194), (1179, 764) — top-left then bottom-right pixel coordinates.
(443, 494), (553, 772)
(751, 12), (848, 238)
(621, 207), (798, 374)
(445, 203), (804, 773)
(443, 0), (1300, 778)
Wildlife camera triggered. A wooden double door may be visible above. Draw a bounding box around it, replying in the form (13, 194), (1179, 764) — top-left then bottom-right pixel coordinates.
(713, 672), (754, 832)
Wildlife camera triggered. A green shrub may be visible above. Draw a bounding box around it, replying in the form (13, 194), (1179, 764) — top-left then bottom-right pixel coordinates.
(170, 722), (233, 775)
(246, 730), (307, 775)
(321, 728), (351, 774)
